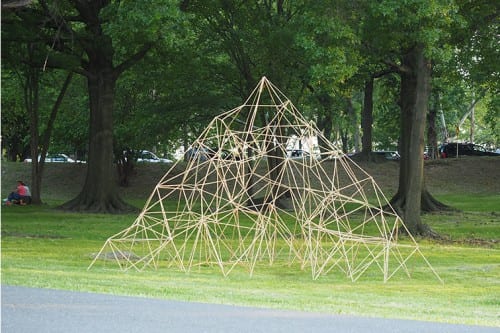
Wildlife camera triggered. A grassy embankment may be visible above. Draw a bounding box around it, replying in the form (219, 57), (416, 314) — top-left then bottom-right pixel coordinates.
(1, 160), (499, 326)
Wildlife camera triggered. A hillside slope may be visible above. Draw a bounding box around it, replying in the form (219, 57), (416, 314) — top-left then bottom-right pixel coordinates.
(2, 157), (499, 203)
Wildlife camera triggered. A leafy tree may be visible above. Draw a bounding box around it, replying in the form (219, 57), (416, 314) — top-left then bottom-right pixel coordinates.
(49, 75), (89, 160)
(114, 37), (236, 150)
(180, 0), (312, 98)
(362, 0), (497, 235)
(3, 1), (181, 212)
(1, 70), (30, 161)
(180, 0), (312, 203)
(2, 14), (75, 205)
(112, 17), (237, 178)
(372, 75), (400, 150)
(357, 0), (462, 235)
(298, 1), (363, 152)
(446, 0), (499, 146)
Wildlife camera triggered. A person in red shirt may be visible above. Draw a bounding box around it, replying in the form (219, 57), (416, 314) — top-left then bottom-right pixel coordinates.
(5, 180), (30, 205)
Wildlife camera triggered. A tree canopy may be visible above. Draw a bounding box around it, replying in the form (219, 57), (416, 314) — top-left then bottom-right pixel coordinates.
(2, 0), (498, 228)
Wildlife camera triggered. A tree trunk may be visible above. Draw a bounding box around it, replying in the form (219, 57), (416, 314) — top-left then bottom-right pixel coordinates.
(340, 128), (349, 153)
(316, 112), (333, 154)
(116, 148), (135, 187)
(361, 78), (374, 158)
(469, 100), (475, 143)
(427, 93), (439, 159)
(389, 45), (448, 236)
(26, 64), (41, 204)
(59, 67), (135, 213)
(314, 93), (334, 155)
(29, 71), (73, 205)
(56, 1), (153, 213)
(346, 97), (360, 153)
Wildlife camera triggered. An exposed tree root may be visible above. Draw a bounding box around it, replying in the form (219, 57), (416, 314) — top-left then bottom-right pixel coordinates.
(387, 189), (454, 237)
(58, 193), (138, 214)
(421, 189), (455, 213)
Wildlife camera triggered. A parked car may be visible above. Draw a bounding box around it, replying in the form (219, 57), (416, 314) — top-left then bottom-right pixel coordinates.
(185, 147), (239, 161)
(373, 151), (400, 160)
(287, 149), (312, 159)
(439, 143), (500, 158)
(184, 147), (211, 161)
(24, 153), (76, 163)
(136, 150), (172, 163)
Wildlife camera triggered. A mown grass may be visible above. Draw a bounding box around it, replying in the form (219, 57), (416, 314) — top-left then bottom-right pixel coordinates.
(2, 199), (499, 327)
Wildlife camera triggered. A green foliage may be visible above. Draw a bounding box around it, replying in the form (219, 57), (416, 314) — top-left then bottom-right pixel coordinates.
(112, 21), (238, 154)
(49, 75), (89, 157)
(362, 0), (457, 56)
(0, 69), (30, 161)
(483, 94), (500, 144)
(2, 0), (498, 165)
(372, 75), (400, 149)
(452, 0), (499, 90)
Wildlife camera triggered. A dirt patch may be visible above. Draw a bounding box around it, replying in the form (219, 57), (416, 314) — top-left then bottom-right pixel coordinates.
(361, 157), (500, 196)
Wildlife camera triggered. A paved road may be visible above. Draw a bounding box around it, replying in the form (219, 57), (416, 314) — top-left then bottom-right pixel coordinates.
(2, 285), (498, 333)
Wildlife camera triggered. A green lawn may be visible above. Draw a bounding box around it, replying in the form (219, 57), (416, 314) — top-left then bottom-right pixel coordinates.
(2, 199), (499, 327)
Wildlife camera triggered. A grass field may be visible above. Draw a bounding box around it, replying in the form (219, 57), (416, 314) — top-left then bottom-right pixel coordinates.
(1, 160), (499, 326)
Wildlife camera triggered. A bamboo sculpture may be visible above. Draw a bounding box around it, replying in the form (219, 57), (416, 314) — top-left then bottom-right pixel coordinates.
(90, 77), (441, 282)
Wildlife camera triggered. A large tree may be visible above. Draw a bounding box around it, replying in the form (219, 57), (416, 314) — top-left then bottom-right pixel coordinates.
(60, 1), (158, 212)
(358, 1), (461, 235)
(383, 0), (498, 235)
(4, 1), (175, 212)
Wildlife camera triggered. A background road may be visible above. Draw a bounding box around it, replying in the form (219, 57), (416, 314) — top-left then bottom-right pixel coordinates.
(2, 285), (498, 333)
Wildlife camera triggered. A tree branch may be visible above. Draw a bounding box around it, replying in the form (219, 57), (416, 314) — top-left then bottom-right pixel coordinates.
(1, 0), (32, 9)
(40, 71), (74, 161)
(382, 59), (410, 74)
(372, 68), (396, 79)
(113, 42), (155, 78)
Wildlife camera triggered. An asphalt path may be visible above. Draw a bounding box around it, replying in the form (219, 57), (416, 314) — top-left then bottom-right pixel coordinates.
(2, 285), (498, 333)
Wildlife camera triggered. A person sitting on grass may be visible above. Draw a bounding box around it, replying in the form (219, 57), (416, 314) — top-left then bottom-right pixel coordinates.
(21, 182), (32, 205)
(5, 180), (31, 206)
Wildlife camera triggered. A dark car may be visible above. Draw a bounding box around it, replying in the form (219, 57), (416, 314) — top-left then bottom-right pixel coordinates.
(439, 143), (500, 158)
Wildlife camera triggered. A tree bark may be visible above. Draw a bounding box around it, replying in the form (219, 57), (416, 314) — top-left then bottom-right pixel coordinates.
(314, 92), (334, 155)
(26, 62), (41, 203)
(360, 69), (395, 160)
(346, 97), (360, 153)
(57, 1), (153, 213)
(59, 63), (135, 213)
(30, 71), (73, 205)
(361, 78), (374, 158)
(389, 45), (449, 236)
(427, 93), (439, 160)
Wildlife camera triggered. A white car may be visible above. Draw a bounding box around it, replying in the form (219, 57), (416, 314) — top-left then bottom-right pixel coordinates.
(24, 153), (76, 163)
(136, 150), (172, 163)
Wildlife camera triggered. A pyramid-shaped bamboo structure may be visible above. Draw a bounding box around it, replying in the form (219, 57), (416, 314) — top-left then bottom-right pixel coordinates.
(90, 77), (440, 282)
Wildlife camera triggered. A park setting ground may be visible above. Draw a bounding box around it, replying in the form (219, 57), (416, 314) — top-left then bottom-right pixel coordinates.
(1, 157), (499, 327)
